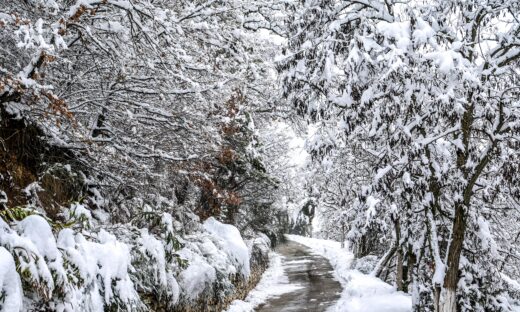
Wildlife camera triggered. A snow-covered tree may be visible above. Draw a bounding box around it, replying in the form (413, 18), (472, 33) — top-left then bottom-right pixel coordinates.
(0, 0), (284, 213)
(279, 0), (520, 311)
(0, 0), (290, 310)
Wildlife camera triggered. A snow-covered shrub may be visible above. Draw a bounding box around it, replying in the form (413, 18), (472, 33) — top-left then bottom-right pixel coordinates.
(0, 188), (276, 312)
(161, 217), (273, 312)
(455, 215), (513, 312)
(204, 217), (250, 278)
(177, 246), (218, 302)
(0, 246), (23, 311)
(457, 257), (511, 312)
(0, 214), (143, 311)
(1, 215), (63, 305)
(353, 255), (378, 274)
(175, 218), (252, 305)
(248, 233), (271, 269)
(125, 228), (180, 310)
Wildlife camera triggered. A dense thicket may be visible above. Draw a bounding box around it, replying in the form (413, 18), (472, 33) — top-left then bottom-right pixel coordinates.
(0, 0), (288, 222)
(0, 0), (292, 310)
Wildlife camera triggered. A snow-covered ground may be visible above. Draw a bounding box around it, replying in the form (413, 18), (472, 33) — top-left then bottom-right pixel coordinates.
(225, 252), (303, 312)
(287, 235), (412, 312)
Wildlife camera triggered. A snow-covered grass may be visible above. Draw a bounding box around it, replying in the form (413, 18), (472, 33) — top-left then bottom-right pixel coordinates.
(286, 235), (411, 312)
(225, 252), (303, 312)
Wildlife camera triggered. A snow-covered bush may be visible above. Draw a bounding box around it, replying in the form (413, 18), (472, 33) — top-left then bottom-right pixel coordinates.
(0, 246), (22, 311)
(175, 217), (255, 306)
(353, 255), (378, 275)
(0, 214), (141, 311)
(0, 208), (274, 312)
(204, 217), (250, 278)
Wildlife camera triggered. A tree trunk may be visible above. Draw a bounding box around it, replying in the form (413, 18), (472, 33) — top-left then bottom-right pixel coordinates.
(440, 204), (467, 312)
(396, 249), (404, 291)
(405, 245), (415, 292)
(394, 218), (405, 291)
(434, 285), (442, 312)
(355, 235), (366, 258)
(341, 222), (345, 248)
(440, 288), (457, 312)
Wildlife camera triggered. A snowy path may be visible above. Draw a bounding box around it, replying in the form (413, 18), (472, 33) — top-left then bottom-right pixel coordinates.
(255, 240), (342, 312)
(287, 235), (412, 312)
(226, 240), (342, 312)
(227, 236), (411, 312)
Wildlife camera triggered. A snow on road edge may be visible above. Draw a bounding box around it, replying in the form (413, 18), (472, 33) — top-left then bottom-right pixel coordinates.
(286, 234), (412, 312)
(225, 252), (303, 312)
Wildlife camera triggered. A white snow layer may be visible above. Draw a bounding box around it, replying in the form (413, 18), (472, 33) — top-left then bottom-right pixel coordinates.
(0, 213), (267, 311)
(203, 217), (250, 277)
(225, 252), (303, 312)
(177, 217), (258, 301)
(286, 235), (412, 312)
(0, 215), (141, 311)
(0, 247), (23, 312)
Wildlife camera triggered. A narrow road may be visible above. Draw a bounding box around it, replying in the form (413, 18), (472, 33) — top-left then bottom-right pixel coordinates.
(255, 240), (342, 312)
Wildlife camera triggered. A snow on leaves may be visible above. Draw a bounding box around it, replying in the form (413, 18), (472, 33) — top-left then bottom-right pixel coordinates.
(280, 0), (520, 311)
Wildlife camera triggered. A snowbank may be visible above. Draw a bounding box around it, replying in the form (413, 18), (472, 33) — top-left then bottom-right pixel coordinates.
(286, 235), (411, 312)
(225, 252), (303, 312)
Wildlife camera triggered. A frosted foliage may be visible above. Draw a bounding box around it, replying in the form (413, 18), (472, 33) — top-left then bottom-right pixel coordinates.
(177, 249), (217, 300)
(0, 214), (262, 310)
(0, 0), (284, 225)
(0, 216), (141, 311)
(83, 230), (137, 306)
(0, 216), (60, 300)
(280, 0), (520, 310)
(137, 229), (168, 287)
(203, 217), (251, 277)
(17, 215), (58, 261)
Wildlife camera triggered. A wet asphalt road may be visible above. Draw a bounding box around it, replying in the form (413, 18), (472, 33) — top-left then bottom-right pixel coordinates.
(255, 240), (342, 312)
